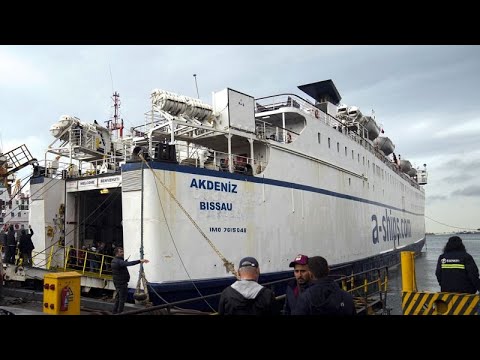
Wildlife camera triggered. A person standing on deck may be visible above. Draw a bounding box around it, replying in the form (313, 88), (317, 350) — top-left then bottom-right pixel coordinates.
(18, 225), (34, 266)
(5, 225), (16, 265)
(292, 256), (356, 315)
(218, 257), (278, 315)
(283, 254), (312, 315)
(111, 247), (149, 314)
(436, 236), (480, 294)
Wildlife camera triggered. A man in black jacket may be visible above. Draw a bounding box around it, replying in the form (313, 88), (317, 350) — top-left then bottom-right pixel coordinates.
(283, 254), (312, 315)
(218, 257), (278, 315)
(436, 236), (480, 294)
(292, 256), (356, 315)
(111, 247), (149, 314)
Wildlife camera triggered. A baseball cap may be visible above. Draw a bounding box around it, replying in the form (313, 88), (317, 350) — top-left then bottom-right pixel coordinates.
(238, 257), (259, 268)
(289, 254), (308, 267)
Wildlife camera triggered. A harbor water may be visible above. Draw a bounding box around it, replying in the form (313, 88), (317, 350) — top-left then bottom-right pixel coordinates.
(387, 233), (480, 315)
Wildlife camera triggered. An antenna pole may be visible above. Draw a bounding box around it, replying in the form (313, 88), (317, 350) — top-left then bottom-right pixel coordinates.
(193, 74), (200, 99)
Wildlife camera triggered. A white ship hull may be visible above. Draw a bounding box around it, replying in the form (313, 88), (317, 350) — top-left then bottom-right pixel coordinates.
(122, 150), (425, 286)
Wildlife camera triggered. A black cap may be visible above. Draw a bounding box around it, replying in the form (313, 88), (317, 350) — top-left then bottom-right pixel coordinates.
(238, 257), (259, 268)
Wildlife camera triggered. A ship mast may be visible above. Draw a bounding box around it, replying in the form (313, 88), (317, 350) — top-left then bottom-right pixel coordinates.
(106, 91), (124, 139)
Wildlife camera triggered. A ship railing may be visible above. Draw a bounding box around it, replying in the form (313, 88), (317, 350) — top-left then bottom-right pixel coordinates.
(171, 142), (268, 176)
(35, 244), (114, 279)
(254, 119), (298, 144)
(42, 157), (124, 180)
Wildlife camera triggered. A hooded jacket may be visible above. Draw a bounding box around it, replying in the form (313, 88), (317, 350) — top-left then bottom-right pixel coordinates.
(218, 280), (277, 315)
(292, 277), (356, 315)
(435, 249), (480, 294)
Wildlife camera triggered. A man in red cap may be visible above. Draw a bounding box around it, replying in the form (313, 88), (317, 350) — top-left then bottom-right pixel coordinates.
(283, 254), (312, 315)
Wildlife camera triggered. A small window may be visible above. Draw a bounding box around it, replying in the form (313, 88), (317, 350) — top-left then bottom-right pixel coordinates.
(358, 153), (360, 162)
(337, 142), (339, 152)
(345, 146), (347, 156)
(11, 212), (15, 217)
(349, 178), (351, 186)
(317, 132), (321, 144)
(328, 137), (331, 148)
(351, 150), (354, 159)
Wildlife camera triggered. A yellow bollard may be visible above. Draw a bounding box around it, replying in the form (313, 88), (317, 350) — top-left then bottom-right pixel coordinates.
(401, 251), (417, 292)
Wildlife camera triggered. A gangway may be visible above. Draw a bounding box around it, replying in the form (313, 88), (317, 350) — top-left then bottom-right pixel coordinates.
(0, 144), (37, 179)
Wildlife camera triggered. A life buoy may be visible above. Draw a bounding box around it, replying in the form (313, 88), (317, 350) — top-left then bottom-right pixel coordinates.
(314, 109), (320, 119)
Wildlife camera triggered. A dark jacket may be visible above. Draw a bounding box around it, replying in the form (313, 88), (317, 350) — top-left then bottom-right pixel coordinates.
(435, 250), (480, 294)
(283, 278), (311, 315)
(6, 230), (16, 247)
(292, 277), (356, 315)
(18, 229), (34, 253)
(111, 256), (141, 285)
(218, 280), (278, 315)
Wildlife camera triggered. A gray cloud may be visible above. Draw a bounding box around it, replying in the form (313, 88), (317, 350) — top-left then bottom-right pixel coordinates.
(442, 174), (475, 184)
(427, 195), (448, 203)
(451, 185), (480, 197)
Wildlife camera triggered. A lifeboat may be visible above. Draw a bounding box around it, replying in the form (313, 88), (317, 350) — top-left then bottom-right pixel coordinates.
(399, 159), (412, 173)
(359, 116), (380, 141)
(374, 136), (395, 156)
(407, 168), (417, 177)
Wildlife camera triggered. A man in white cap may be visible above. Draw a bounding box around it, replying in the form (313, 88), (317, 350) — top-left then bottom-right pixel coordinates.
(218, 256), (278, 315)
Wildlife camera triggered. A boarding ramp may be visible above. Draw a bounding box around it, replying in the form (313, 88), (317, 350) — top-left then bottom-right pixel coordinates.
(2, 244), (115, 291)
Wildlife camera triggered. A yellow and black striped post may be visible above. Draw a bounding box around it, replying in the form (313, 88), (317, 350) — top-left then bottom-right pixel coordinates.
(402, 291), (480, 315)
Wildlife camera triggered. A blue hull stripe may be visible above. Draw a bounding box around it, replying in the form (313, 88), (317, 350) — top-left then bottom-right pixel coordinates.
(123, 161), (424, 216)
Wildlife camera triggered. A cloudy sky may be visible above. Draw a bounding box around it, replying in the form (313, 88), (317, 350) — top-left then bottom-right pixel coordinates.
(0, 45), (479, 233)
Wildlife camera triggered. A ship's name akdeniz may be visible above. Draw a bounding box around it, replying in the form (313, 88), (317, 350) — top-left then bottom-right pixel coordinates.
(190, 178), (237, 193)
(371, 209), (412, 245)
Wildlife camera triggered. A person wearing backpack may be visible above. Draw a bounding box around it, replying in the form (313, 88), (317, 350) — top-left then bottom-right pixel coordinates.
(292, 256), (356, 315)
(218, 257), (278, 315)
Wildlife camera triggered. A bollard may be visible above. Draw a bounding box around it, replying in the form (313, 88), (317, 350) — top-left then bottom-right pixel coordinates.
(401, 251), (417, 292)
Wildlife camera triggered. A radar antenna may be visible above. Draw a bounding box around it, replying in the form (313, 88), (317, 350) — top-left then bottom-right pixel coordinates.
(193, 74), (200, 99)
